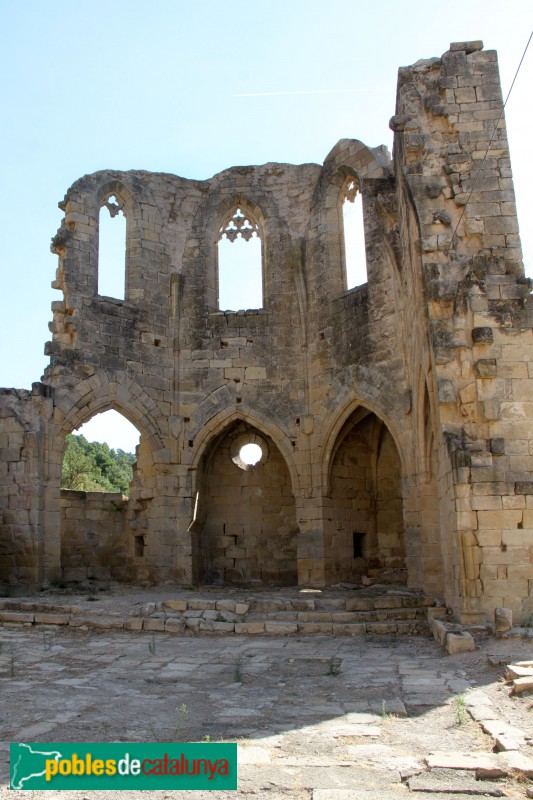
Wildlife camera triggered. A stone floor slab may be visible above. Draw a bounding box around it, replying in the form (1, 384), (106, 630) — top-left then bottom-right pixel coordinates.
(2, 624), (533, 798)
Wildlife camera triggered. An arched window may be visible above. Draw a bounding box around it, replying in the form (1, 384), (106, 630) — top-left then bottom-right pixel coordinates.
(217, 206), (263, 311)
(342, 178), (367, 289)
(98, 195), (126, 300)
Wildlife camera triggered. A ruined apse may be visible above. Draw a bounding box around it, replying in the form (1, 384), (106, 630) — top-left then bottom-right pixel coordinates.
(0, 41), (532, 625)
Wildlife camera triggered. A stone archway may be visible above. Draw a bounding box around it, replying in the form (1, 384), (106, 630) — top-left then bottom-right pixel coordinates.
(324, 407), (405, 585)
(192, 420), (299, 586)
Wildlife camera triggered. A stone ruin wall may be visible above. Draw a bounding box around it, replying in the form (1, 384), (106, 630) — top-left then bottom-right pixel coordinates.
(60, 490), (129, 583)
(393, 42), (533, 622)
(1, 41), (532, 625)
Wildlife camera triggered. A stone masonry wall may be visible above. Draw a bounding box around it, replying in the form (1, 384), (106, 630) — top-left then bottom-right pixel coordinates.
(60, 490), (129, 583)
(394, 41), (533, 622)
(197, 423), (298, 586)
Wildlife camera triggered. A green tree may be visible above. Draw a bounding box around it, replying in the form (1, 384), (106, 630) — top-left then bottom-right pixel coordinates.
(61, 434), (135, 493)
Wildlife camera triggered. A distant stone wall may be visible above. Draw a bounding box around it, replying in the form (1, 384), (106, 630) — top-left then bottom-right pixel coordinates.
(60, 490), (130, 583)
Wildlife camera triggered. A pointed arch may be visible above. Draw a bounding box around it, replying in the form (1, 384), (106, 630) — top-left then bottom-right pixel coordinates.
(98, 194), (126, 299)
(318, 385), (409, 496)
(413, 361), (439, 481)
(191, 415), (299, 585)
(321, 400), (406, 583)
(308, 139), (390, 298)
(188, 406), (300, 497)
(49, 373), (168, 482)
(341, 176), (367, 288)
(183, 182), (285, 315)
(57, 171), (165, 307)
(324, 166), (368, 292)
(96, 179), (140, 301)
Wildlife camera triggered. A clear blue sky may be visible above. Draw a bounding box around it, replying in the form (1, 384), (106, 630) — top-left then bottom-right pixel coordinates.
(1, 1), (531, 450)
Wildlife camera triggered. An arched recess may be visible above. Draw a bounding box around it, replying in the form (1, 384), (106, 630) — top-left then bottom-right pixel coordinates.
(319, 382), (409, 493)
(322, 404), (406, 585)
(407, 365), (446, 598)
(190, 418), (299, 586)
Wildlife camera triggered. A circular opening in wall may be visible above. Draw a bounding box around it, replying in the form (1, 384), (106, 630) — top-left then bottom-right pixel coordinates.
(239, 443), (262, 466)
(230, 433), (269, 471)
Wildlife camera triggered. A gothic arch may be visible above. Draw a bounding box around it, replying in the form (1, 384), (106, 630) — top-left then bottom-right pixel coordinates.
(319, 394), (407, 496)
(190, 412), (299, 585)
(307, 139), (391, 297)
(217, 197), (266, 310)
(325, 165), (366, 291)
(188, 407), (301, 497)
(322, 139), (392, 178)
(50, 373), (168, 479)
(321, 396), (406, 583)
(96, 179), (142, 222)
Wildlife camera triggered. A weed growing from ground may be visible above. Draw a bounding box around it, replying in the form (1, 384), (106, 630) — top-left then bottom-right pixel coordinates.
(326, 657), (342, 677)
(233, 655), (244, 683)
(8, 644), (16, 678)
(455, 694), (467, 726)
(174, 703), (188, 739)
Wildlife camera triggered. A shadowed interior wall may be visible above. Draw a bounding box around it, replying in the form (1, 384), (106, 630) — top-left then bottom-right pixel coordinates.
(325, 412), (404, 583)
(196, 426), (298, 585)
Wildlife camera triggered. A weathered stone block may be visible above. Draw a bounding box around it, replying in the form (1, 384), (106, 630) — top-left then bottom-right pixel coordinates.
(445, 631), (476, 654)
(235, 622), (265, 634)
(124, 618), (143, 631)
(494, 607), (512, 633)
(163, 599), (187, 612)
(34, 613), (70, 625)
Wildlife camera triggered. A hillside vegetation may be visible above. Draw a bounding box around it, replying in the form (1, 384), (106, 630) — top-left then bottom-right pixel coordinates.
(61, 434), (136, 493)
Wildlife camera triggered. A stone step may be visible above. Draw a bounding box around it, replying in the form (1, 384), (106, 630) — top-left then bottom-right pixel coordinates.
(0, 595), (435, 617)
(245, 608), (428, 623)
(0, 591), (435, 636)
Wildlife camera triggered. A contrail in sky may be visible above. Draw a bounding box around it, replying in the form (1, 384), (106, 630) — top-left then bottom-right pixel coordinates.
(233, 88), (361, 97)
